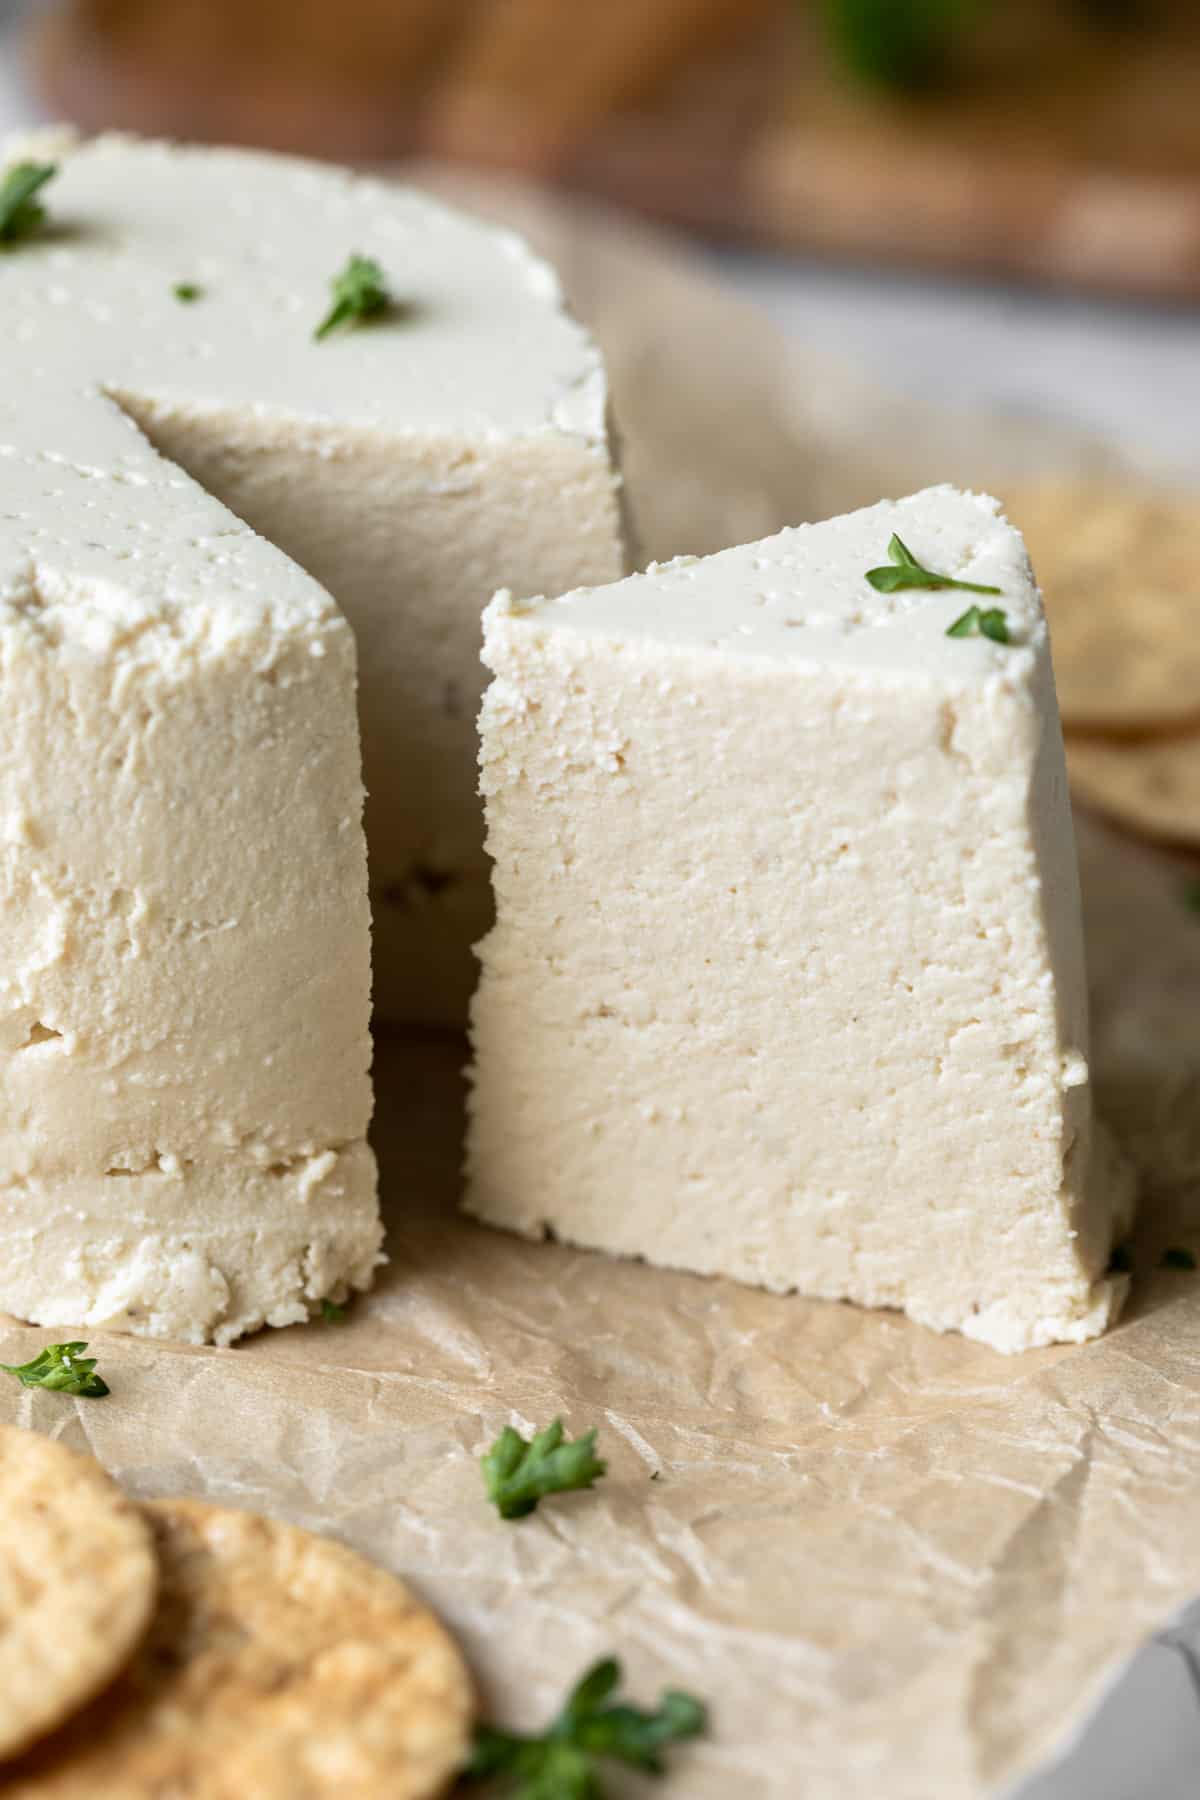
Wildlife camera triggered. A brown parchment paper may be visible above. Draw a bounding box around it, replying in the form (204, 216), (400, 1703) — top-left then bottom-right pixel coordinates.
(3, 179), (1200, 1800)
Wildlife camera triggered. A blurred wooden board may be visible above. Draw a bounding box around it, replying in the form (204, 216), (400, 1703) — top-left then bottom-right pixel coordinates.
(32, 0), (1200, 298)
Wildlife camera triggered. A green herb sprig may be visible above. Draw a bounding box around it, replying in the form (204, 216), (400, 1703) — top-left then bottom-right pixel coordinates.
(0, 162), (57, 248)
(482, 1419), (606, 1521)
(172, 281), (203, 303)
(320, 1298), (348, 1323)
(314, 254), (392, 341)
(821, 0), (979, 90)
(1, 1342), (109, 1398)
(466, 1656), (707, 1798)
(1182, 880), (1200, 916)
(867, 534), (1003, 598)
(1108, 1243), (1134, 1275)
(946, 604), (1010, 643)
(1162, 1247), (1197, 1271)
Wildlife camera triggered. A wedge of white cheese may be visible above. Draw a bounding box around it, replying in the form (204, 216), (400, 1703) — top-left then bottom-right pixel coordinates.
(467, 487), (1136, 1352)
(5, 131), (624, 1025)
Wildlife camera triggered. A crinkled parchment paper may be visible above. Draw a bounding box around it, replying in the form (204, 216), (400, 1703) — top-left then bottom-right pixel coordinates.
(4, 179), (1199, 1800)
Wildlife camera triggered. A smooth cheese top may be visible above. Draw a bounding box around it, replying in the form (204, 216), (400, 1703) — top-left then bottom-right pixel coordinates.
(494, 486), (1043, 683)
(0, 388), (341, 641)
(0, 131), (607, 639)
(5, 132), (607, 444)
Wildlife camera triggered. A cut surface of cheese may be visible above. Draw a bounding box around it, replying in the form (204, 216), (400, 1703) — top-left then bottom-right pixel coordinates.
(467, 486), (1135, 1352)
(0, 401), (378, 1344)
(6, 131), (624, 1025)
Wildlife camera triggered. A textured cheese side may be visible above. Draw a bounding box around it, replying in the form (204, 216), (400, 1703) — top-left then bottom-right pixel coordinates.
(2, 131), (625, 1023)
(0, 389), (380, 1345)
(466, 487), (1135, 1352)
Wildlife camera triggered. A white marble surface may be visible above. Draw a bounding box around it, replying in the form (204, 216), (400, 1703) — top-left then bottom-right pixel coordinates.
(708, 250), (1200, 482)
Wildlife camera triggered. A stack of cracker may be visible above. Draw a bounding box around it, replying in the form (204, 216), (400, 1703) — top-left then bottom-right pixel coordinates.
(1010, 481), (1200, 851)
(0, 1426), (473, 1797)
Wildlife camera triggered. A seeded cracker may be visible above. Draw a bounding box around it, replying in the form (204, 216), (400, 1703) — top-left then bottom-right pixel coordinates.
(0, 1424), (157, 1761)
(6, 1499), (474, 1799)
(1008, 481), (1200, 732)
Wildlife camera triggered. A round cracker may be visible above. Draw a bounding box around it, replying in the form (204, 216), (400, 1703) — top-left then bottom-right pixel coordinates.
(7, 1498), (474, 1799)
(1008, 481), (1200, 732)
(1068, 733), (1200, 847)
(0, 1424), (157, 1762)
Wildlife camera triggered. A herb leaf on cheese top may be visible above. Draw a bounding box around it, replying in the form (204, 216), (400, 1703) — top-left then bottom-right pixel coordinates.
(319, 1297), (348, 1322)
(466, 1656), (707, 1796)
(0, 162), (57, 248)
(314, 253), (392, 340)
(172, 281), (203, 302)
(482, 1418), (606, 1520)
(945, 604), (1011, 644)
(867, 534), (1003, 599)
(1, 1341), (110, 1397)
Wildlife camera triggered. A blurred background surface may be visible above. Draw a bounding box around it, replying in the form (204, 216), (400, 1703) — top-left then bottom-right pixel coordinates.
(2, 0), (1198, 479)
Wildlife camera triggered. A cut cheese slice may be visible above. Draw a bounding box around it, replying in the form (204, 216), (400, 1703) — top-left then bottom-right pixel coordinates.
(467, 486), (1135, 1352)
(5, 131), (624, 1025)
